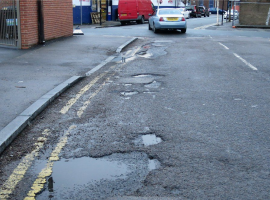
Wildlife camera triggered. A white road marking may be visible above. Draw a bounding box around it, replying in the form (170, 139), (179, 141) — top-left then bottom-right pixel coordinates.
(194, 23), (217, 30)
(219, 42), (229, 50)
(233, 53), (258, 71)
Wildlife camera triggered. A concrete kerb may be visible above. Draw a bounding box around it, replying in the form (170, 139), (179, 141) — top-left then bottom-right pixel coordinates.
(0, 37), (138, 155)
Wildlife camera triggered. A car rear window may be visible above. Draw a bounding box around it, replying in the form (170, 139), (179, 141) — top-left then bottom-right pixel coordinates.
(159, 9), (181, 15)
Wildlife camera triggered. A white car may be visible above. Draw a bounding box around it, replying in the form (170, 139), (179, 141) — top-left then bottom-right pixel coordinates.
(224, 10), (239, 20)
(177, 8), (190, 19)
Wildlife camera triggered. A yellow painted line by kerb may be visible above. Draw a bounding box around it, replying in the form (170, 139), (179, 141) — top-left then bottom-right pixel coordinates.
(77, 74), (115, 118)
(60, 73), (106, 114)
(0, 129), (51, 200)
(24, 125), (76, 200)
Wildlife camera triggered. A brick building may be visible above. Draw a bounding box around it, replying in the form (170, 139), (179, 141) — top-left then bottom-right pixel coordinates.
(239, 0), (270, 25)
(0, 0), (73, 49)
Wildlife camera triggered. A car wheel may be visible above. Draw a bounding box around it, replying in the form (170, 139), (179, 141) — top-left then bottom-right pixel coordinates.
(148, 22), (152, 30)
(181, 28), (186, 33)
(204, 14), (206, 17)
(153, 23), (158, 33)
(120, 21), (125, 26)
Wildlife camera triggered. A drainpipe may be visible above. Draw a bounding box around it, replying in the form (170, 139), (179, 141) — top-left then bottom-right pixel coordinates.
(37, 0), (45, 44)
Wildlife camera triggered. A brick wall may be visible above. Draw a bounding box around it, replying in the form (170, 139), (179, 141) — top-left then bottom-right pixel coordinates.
(19, 0), (73, 49)
(0, 0), (13, 9)
(239, 0), (270, 26)
(20, 0), (39, 49)
(43, 0), (73, 41)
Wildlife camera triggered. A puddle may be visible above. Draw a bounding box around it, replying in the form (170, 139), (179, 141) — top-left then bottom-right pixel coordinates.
(144, 81), (161, 89)
(137, 46), (167, 59)
(120, 91), (139, 96)
(154, 40), (173, 43)
(124, 84), (132, 86)
(152, 43), (165, 47)
(134, 134), (162, 147)
(133, 74), (163, 78)
(36, 152), (160, 200)
(52, 157), (130, 188)
(148, 159), (161, 171)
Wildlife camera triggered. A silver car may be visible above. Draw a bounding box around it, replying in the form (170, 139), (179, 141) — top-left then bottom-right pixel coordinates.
(148, 8), (187, 33)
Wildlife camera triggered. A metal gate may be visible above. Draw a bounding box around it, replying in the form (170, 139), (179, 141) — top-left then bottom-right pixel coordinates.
(0, 0), (20, 48)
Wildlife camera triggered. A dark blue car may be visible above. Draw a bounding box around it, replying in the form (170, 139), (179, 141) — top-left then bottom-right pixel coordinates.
(209, 7), (225, 14)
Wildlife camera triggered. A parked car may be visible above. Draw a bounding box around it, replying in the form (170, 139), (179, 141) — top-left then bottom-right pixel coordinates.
(198, 6), (209, 17)
(177, 7), (190, 19)
(148, 8), (187, 33)
(185, 5), (202, 18)
(209, 7), (225, 14)
(118, 0), (155, 25)
(224, 10), (239, 19)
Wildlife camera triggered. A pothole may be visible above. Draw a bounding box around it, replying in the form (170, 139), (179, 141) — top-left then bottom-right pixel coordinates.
(148, 159), (161, 170)
(133, 74), (164, 78)
(144, 81), (161, 89)
(134, 134), (162, 147)
(120, 91), (139, 96)
(154, 40), (173, 43)
(36, 152), (160, 200)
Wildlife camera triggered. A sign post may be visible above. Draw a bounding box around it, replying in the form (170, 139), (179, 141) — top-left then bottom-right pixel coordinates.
(157, 0), (162, 10)
(80, 0), (82, 25)
(229, 0), (240, 26)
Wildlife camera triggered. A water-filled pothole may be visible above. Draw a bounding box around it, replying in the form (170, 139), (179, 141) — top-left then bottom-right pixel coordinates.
(134, 134), (162, 147)
(133, 74), (164, 79)
(36, 152), (160, 200)
(120, 91), (139, 96)
(144, 81), (161, 89)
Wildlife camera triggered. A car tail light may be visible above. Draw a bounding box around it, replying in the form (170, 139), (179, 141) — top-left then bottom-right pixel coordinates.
(181, 17), (185, 21)
(159, 17), (164, 21)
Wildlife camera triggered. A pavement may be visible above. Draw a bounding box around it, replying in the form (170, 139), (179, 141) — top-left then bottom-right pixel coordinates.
(0, 21), (136, 154)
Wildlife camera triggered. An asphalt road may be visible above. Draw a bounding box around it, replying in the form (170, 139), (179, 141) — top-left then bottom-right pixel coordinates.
(0, 16), (270, 200)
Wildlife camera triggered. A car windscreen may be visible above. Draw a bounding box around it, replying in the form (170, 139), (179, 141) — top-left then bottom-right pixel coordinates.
(159, 9), (181, 15)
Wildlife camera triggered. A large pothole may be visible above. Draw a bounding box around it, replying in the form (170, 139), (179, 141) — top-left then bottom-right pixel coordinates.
(36, 152), (160, 200)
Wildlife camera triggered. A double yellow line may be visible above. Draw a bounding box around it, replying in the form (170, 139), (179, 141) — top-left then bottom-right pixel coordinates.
(0, 64), (117, 200)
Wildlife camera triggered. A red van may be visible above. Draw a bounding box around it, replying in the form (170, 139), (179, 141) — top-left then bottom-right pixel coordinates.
(118, 0), (155, 25)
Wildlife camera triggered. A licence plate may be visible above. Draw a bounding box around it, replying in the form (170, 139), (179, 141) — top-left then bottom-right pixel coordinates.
(167, 17), (179, 21)
(121, 14), (127, 16)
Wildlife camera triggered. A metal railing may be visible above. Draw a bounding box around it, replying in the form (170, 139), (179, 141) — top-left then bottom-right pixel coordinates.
(0, 0), (19, 47)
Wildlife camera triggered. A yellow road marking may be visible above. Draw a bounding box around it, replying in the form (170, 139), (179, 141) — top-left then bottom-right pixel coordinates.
(77, 75), (115, 118)
(24, 125), (76, 200)
(0, 129), (51, 200)
(60, 73), (106, 114)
